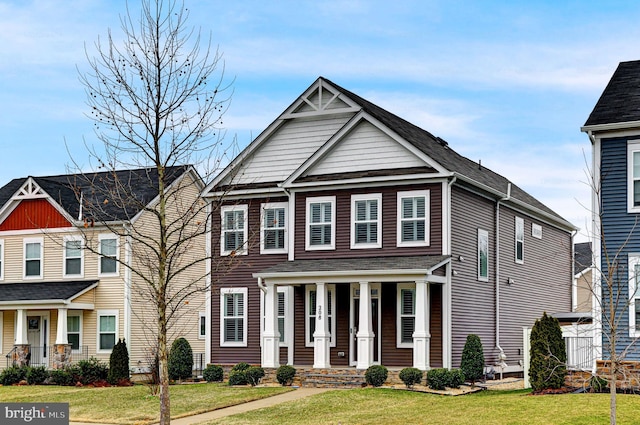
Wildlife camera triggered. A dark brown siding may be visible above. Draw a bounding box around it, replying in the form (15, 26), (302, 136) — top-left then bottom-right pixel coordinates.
(380, 283), (412, 366)
(430, 284), (443, 368)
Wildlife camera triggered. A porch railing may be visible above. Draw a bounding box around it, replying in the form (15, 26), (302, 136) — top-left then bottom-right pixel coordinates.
(6, 346), (89, 368)
(193, 352), (205, 377)
(564, 336), (595, 371)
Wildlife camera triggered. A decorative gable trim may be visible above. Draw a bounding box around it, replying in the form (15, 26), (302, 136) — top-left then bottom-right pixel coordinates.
(281, 78), (360, 119)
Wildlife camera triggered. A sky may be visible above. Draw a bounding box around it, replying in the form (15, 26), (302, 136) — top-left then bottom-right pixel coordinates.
(2, 1), (640, 242)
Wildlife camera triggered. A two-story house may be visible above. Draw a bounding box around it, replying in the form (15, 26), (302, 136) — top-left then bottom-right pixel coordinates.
(0, 165), (207, 373)
(204, 77), (575, 375)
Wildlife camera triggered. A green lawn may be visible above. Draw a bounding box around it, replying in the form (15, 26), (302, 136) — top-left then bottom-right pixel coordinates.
(0, 383), (291, 424)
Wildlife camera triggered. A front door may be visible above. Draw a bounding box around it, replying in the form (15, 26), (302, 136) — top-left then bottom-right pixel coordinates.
(26, 314), (48, 366)
(349, 283), (381, 366)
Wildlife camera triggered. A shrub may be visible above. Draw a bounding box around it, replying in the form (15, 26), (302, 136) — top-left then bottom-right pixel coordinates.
(108, 339), (130, 384)
(460, 334), (485, 385)
(276, 365), (296, 386)
(168, 337), (193, 381)
(590, 375), (608, 393)
(228, 370), (248, 386)
(203, 364), (224, 382)
(529, 312), (567, 392)
(246, 366), (265, 386)
(48, 366), (79, 386)
(231, 362), (251, 372)
(26, 366), (48, 385)
(365, 365), (388, 387)
(447, 369), (465, 389)
(0, 365), (27, 386)
(399, 367), (423, 389)
(426, 368), (449, 390)
(77, 357), (109, 384)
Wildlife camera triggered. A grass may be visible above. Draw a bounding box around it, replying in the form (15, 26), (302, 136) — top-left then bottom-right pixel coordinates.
(0, 383), (291, 425)
(201, 388), (640, 425)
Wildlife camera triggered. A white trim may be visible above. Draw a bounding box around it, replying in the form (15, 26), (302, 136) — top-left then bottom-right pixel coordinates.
(351, 193), (382, 249)
(627, 140), (640, 213)
(349, 283), (381, 366)
(305, 196), (336, 251)
(220, 205), (248, 256)
(23, 237), (43, 279)
(98, 234), (119, 276)
(0, 239), (4, 280)
(305, 284), (336, 347)
(397, 283), (416, 348)
(198, 311), (206, 340)
(97, 309), (118, 353)
(63, 235), (84, 278)
(205, 201), (212, 364)
(397, 190), (430, 247)
(67, 311), (83, 353)
(260, 286), (291, 347)
(220, 287), (248, 347)
(629, 254), (640, 337)
(260, 202), (288, 254)
(515, 217), (524, 264)
(478, 228), (489, 282)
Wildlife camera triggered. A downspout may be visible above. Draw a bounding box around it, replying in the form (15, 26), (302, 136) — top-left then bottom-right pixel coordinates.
(496, 183), (511, 378)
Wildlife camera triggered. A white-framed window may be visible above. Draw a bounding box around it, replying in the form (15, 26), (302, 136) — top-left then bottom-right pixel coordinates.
(515, 217), (524, 264)
(99, 234), (118, 276)
(260, 286), (292, 346)
(627, 140), (640, 212)
(351, 193), (382, 249)
(97, 310), (118, 352)
(305, 285), (336, 347)
(220, 287), (247, 347)
(397, 283), (416, 348)
(306, 197), (336, 250)
(0, 239), (4, 280)
(199, 312), (206, 340)
(260, 202), (288, 254)
(629, 255), (640, 337)
(67, 312), (82, 352)
(64, 236), (84, 277)
(24, 237), (43, 278)
(397, 190), (430, 247)
(478, 229), (489, 282)
(221, 205), (248, 256)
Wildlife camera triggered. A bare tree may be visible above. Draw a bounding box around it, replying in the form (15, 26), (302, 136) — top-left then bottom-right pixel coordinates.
(75, 1), (233, 423)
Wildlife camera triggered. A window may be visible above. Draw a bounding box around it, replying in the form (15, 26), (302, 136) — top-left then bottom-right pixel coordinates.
(351, 194), (382, 249)
(67, 313), (82, 351)
(221, 205), (248, 256)
(397, 284), (416, 348)
(261, 203), (287, 254)
(478, 229), (489, 281)
(397, 190), (430, 247)
(628, 141), (640, 212)
(220, 288), (247, 346)
(64, 237), (83, 277)
(99, 235), (118, 275)
(199, 312), (206, 340)
(515, 217), (524, 264)
(24, 237), (43, 278)
(629, 255), (640, 337)
(305, 285), (336, 347)
(98, 310), (117, 351)
(0, 239), (4, 280)
(306, 197), (336, 250)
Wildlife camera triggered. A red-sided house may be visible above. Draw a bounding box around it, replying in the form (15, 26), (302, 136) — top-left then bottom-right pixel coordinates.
(203, 77), (576, 374)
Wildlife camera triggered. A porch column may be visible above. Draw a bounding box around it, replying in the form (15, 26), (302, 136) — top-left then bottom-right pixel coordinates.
(356, 281), (374, 369)
(15, 309), (28, 345)
(56, 308), (68, 344)
(261, 283), (280, 368)
(413, 279), (430, 371)
(313, 282), (331, 368)
(53, 308), (72, 370)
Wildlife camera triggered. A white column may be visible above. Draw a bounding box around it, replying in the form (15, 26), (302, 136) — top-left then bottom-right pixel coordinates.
(413, 279), (430, 370)
(313, 282), (331, 369)
(56, 308), (68, 345)
(15, 309), (28, 345)
(443, 263), (452, 368)
(356, 281), (374, 369)
(261, 283), (280, 368)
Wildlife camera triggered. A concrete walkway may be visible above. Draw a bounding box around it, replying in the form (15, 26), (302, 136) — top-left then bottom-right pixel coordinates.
(70, 387), (329, 425)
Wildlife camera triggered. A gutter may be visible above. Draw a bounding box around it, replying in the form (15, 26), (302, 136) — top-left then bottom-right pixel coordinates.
(495, 183), (511, 377)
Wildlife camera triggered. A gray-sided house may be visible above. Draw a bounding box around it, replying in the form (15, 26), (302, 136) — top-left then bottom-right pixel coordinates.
(203, 77), (576, 375)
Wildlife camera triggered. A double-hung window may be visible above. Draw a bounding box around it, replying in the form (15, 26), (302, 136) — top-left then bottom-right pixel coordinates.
(397, 190), (429, 247)
(67, 313), (82, 351)
(99, 235), (118, 275)
(261, 203), (287, 254)
(305, 285), (336, 347)
(628, 141), (640, 212)
(24, 237), (43, 278)
(515, 217), (524, 264)
(220, 288), (247, 346)
(306, 197), (336, 250)
(199, 312), (206, 340)
(98, 310), (117, 352)
(221, 205), (248, 256)
(397, 284), (416, 347)
(351, 194), (382, 249)
(478, 229), (489, 281)
(629, 255), (640, 337)
(64, 237), (83, 277)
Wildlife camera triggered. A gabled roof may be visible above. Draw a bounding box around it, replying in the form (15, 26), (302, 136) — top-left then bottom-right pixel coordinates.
(584, 60), (640, 127)
(0, 280), (98, 304)
(574, 242), (593, 275)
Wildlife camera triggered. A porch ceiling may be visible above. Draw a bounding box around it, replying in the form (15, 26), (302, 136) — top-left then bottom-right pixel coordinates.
(0, 280), (98, 309)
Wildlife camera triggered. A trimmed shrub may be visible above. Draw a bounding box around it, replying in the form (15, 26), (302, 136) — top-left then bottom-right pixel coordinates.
(276, 365), (296, 386)
(246, 366), (265, 386)
(590, 375), (608, 393)
(426, 368), (449, 390)
(108, 339), (130, 384)
(447, 369), (465, 389)
(365, 365), (388, 387)
(26, 366), (48, 385)
(460, 334), (485, 385)
(78, 357), (109, 384)
(48, 366), (79, 386)
(399, 367), (423, 389)
(228, 370), (248, 386)
(529, 312), (567, 392)
(0, 365), (27, 386)
(203, 364), (224, 382)
(231, 362), (251, 372)
(168, 337), (194, 381)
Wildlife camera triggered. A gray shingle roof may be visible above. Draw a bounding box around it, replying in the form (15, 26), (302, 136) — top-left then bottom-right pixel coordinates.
(0, 280), (98, 303)
(574, 242), (593, 275)
(584, 60), (640, 126)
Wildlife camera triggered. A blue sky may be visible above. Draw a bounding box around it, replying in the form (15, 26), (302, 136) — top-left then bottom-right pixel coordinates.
(1, 1), (639, 240)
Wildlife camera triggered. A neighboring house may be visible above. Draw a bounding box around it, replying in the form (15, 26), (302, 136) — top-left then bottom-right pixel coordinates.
(574, 242), (594, 313)
(0, 166), (207, 372)
(203, 77), (576, 374)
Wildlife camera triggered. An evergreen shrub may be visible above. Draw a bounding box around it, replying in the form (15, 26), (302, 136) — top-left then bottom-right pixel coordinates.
(276, 365), (296, 386)
(399, 367), (423, 389)
(168, 337), (193, 381)
(365, 365), (388, 387)
(203, 364), (224, 382)
(108, 339), (130, 384)
(529, 312), (567, 392)
(77, 357), (109, 384)
(26, 366), (48, 385)
(426, 368), (449, 390)
(246, 366), (265, 386)
(460, 334), (485, 385)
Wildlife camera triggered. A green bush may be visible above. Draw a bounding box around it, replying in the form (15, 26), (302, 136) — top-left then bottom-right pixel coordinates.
(365, 365), (388, 387)
(0, 365), (27, 386)
(168, 337), (193, 381)
(246, 366), (265, 386)
(460, 334), (485, 385)
(48, 366), (80, 386)
(228, 370), (248, 386)
(203, 364), (224, 382)
(447, 369), (465, 389)
(529, 312), (567, 392)
(276, 365), (296, 386)
(231, 362), (251, 372)
(589, 375), (608, 393)
(26, 366), (48, 385)
(399, 367), (423, 389)
(77, 357), (109, 384)
(426, 368), (449, 390)
(108, 339), (130, 384)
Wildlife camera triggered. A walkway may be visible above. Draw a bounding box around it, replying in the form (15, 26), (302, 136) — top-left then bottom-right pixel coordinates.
(70, 387), (330, 425)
